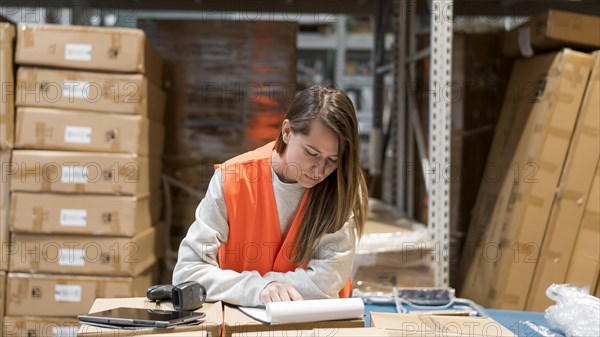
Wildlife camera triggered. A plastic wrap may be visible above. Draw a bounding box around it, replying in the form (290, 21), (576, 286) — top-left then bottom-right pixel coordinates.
(352, 200), (435, 300)
(545, 284), (600, 337)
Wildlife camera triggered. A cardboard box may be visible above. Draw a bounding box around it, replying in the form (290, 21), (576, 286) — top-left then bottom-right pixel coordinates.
(503, 10), (600, 57)
(16, 23), (162, 85)
(458, 46), (540, 288)
(1, 149), (10, 270)
(232, 331), (312, 337)
(15, 107), (164, 156)
(370, 312), (516, 337)
(77, 297), (222, 337)
(526, 52), (600, 311)
(223, 304), (364, 337)
(233, 329), (389, 337)
(16, 67), (165, 123)
(461, 50), (595, 310)
(10, 192), (153, 236)
(8, 226), (156, 276)
(3, 316), (80, 337)
(564, 164), (600, 293)
(0, 22), (15, 149)
(10, 150), (160, 196)
(6, 271), (153, 317)
(138, 332), (208, 337)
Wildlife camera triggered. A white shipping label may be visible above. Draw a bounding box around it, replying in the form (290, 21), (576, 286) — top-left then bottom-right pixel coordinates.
(60, 209), (87, 227)
(52, 326), (78, 337)
(63, 80), (90, 100)
(61, 166), (88, 184)
(55, 284), (82, 302)
(58, 248), (85, 266)
(65, 43), (92, 61)
(64, 126), (92, 144)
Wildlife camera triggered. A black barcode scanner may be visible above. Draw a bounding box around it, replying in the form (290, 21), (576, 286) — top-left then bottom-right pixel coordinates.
(146, 281), (207, 311)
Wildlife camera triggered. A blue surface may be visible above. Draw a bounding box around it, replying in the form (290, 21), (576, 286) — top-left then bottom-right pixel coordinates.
(365, 304), (565, 337)
(483, 309), (564, 337)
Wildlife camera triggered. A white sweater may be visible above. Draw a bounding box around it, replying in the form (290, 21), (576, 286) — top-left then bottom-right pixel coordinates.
(172, 166), (357, 307)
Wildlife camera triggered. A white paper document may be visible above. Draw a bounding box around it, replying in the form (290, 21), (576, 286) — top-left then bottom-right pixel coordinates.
(238, 298), (364, 324)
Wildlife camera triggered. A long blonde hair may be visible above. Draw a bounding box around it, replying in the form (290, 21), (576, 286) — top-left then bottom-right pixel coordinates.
(275, 85), (368, 264)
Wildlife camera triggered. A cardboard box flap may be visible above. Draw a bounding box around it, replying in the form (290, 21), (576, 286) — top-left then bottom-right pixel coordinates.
(232, 329), (386, 337)
(371, 312), (516, 337)
(370, 312), (437, 332)
(137, 332), (208, 337)
(232, 331), (312, 337)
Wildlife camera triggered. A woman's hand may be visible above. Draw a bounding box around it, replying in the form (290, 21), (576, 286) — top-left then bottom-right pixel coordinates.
(260, 281), (304, 304)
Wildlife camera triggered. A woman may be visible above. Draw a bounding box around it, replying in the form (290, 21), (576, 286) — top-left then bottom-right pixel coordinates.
(173, 85), (368, 307)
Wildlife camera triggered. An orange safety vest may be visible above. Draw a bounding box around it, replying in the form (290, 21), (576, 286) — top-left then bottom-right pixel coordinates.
(215, 141), (352, 298)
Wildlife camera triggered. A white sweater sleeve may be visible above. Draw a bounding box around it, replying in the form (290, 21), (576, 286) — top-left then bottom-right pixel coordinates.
(262, 218), (357, 299)
(172, 168), (272, 307)
(173, 168), (357, 306)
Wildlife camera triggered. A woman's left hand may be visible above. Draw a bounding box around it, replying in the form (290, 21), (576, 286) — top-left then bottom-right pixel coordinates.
(259, 281), (304, 304)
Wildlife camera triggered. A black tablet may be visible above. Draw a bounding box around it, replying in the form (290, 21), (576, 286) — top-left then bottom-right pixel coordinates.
(78, 307), (205, 328)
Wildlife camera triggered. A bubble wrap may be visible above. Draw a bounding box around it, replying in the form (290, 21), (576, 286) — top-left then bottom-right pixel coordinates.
(545, 284), (600, 337)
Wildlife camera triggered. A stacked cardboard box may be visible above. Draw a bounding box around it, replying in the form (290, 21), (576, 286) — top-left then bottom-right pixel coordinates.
(460, 12), (600, 296)
(4, 23), (165, 327)
(502, 10), (600, 57)
(0, 19), (16, 331)
(460, 10), (600, 310)
(525, 52), (600, 310)
(460, 47), (599, 310)
(0, 20), (15, 271)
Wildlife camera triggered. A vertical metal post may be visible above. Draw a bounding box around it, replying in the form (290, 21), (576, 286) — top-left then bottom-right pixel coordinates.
(428, 0), (453, 287)
(406, 0), (417, 219)
(395, 0), (407, 212)
(369, 0), (388, 180)
(335, 16), (347, 89)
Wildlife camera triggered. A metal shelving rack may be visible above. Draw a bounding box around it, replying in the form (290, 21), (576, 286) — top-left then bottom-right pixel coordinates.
(3, 0), (455, 288)
(377, 0), (453, 287)
(427, 0), (453, 288)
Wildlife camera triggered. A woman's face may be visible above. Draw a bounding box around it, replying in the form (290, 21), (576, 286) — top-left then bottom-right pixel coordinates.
(279, 119), (339, 188)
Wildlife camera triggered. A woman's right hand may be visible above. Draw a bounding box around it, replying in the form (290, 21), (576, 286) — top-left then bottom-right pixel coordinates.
(260, 281), (304, 304)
